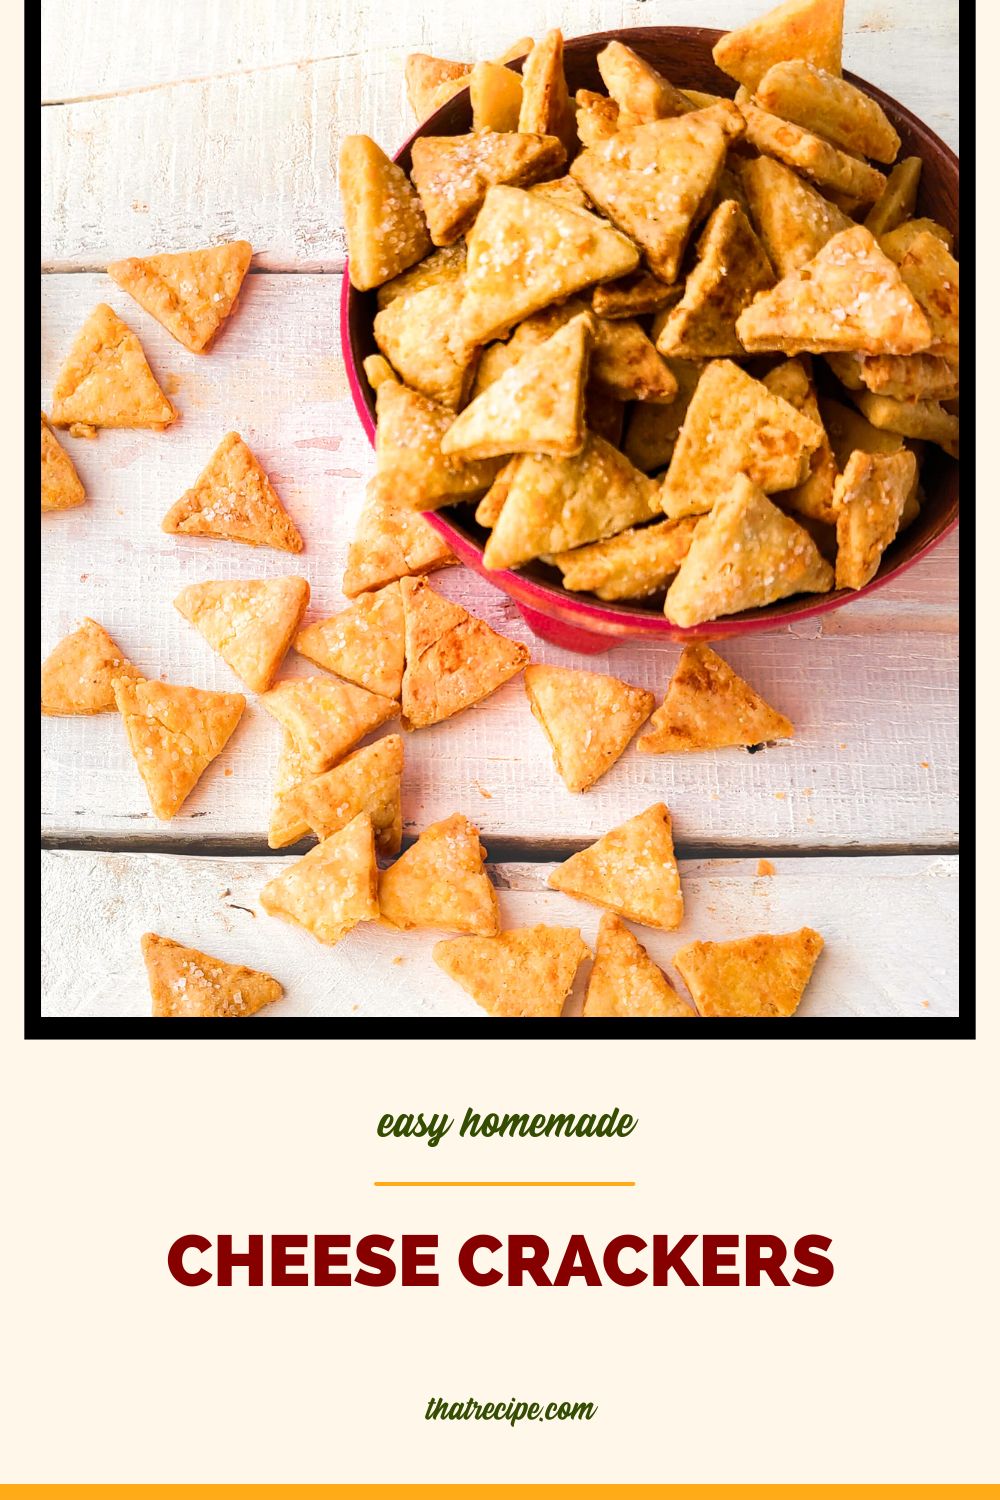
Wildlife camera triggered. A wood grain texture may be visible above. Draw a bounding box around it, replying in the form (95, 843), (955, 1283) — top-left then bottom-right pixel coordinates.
(40, 849), (958, 1018)
(40, 274), (958, 853)
(40, 0), (959, 270)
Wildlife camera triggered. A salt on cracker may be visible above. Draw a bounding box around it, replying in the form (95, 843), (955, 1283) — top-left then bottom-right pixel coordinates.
(107, 240), (252, 353)
(461, 184), (639, 345)
(41, 415), (86, 511)
(638, 643), (793, 754)
(584, 913), (695, 1018)
(342, 480), (456, 598)
(142, 933), (282, 1018)
(712, 0), (844, 92)
(260, 813), (379, 947)
(340, 135), (431, 292)
(524, 664), (654, 793)
(375, 243), (466, 310)
(410, 129), (566, 245)
(434, 925), (590, 1017)
(833, 448), (917, 589)
(673, 927), (824, 1016)
(372, 379), (502, 510)
(736, 225), (933, 356)
(552, 517), (698, 601)
(440, 313), (592, 460)
(661, 358), (824, 519)
(270, 734), (404, 854)
(654, 199), (773, 359)
(113, 676), (245, 821)
(570, 114), (728, 284)
(173, 576), (309, 694)
(549, 802), (684, 931)
(483, 435), (660, 571)
(738, 156), (851, 278)
(755, 60), (899, 163)
(41, 618), (139, 716)
(665, 473), (834, 627)
(268, 732), (315, 849)
(260, 675), (398, 775)
(295, 582), (405, 700)
(162, 432), (304, 553)
(400, 575), (529, 729)
(379, 812), (499, 935)
(49, 304), (176, 431)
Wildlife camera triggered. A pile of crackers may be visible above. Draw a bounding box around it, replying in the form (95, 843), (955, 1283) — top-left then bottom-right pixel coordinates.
(41, 0), (957, 1019)
(345, 0), (958, 625)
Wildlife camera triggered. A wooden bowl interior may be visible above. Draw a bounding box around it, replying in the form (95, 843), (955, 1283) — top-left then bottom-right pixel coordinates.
(344, 26), (958, 630)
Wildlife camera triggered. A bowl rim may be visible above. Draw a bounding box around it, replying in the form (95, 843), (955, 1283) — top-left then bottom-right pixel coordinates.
(339, 23), (959, 640)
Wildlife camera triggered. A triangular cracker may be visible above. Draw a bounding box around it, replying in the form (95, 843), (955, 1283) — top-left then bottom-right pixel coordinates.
(894, 231), (959, 359)
(342, 481), (455, 598)
(470, 61), (524, 133)
(49, 304), (176, 430)
(260, 676), (398, 774)
(549, 802), (684, 930)
(737, 93), (886, 206)
(483, 435), (660, 571)
(474, 459), (518, 529)
(259, 813), (379, 946)
(528, 174), (593, 211)
(379, 812), (499, 935)
(141, 933), (282, 1018)
(440, 314), (592, 460)
(434, 925), (590, 1017)
(113, 676), (245, 820)
(865, 159), (924, 239)
(576, 88), (622, 147)
(268, 732), (314, 848)
(461, 185), (639, 345)
(107, 240), (252, 353)
(400, 575), (528, 728)
(624, 359), (705, 473)
(518, 29), (575, 155)
(552, 517), (698, 601)
(375, 243), (467, 311)
(373, 277), (479, 410)
(818, 395), (908, 468)
(712, 0), (844, 91)
(372, 380), (501, 511)
(592, 269), (683, 319)
(762, 357), (839, 523)
(637, 643), (793, 753)
(524, 665), (654, 793)
(295, 582), (404, 700)
(597, 40), (692, 122)
(756, 60), (900, 163)
(570, 114), (728, 284)
(584, 914), (694, 1017)
(736, 225), (932, 356)
(41, 416), (86, 511)
(41, 618), (139, 716)
(878, 217), (953, 262)
(162, 432), (304, 553)
(271, 734), (404, 853)
(340, 135), (431, 292)
(858, 353), (959, 403)
(410, 130), (566, 246)
(852, 391), (959, 459)
(174, 576), (309, 693)
(738, 156), (851, 277)
(673, 927), (824, 1016)
(405, 53), (471, 119)
(654, 200), (773, 358)
(833, 448), (917, 590)
(661, 359), (824, 519)
(665, 474), (834, 627)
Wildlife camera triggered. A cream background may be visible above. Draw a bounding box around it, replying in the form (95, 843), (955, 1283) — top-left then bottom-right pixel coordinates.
(14, 2), (991, 1487)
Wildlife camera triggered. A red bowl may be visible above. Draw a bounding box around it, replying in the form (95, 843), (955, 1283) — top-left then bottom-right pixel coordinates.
(341, 26), (959, 653)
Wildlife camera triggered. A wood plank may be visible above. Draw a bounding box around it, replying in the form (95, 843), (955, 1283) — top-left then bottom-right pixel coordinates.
(40, 849), (959, 1019)
(40, 0), (959, 270)
(40, 273), (959, 853)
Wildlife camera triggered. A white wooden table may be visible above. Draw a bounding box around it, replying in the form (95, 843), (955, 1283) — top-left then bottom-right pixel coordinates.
(40, 0), (959, 1020)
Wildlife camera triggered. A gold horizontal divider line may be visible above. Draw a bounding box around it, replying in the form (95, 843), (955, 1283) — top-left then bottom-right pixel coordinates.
(373, 1180), (636, 1188)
